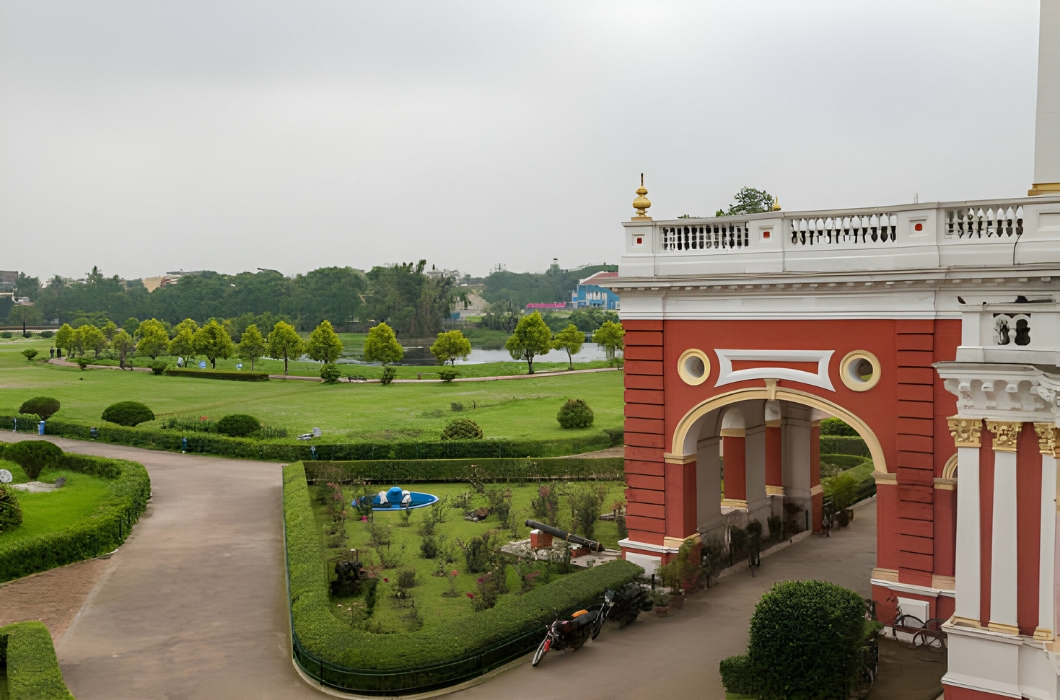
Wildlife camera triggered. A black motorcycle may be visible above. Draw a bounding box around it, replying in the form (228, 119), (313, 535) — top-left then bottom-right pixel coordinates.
(592, 584), (648, 639)
(532, 609), (600, 667)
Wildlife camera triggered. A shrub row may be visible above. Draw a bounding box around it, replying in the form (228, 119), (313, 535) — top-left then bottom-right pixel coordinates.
(819, 435), (869, 457)
(819, 453), (870, 470)
(283, 462), (641, 693)
(3, 416), (618, 460)
(0, 450), (151, 583)
(162, 367), (270, 381)
(305, 456), (624, 484)
(0, 621), (74, 699)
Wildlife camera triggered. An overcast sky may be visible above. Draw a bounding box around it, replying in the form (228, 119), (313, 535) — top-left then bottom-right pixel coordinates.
(0, 1), (1043, 281)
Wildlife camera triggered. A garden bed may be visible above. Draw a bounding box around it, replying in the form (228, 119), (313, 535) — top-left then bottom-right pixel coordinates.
(284, 462), (641, 694)
(0, 450), (150, 583)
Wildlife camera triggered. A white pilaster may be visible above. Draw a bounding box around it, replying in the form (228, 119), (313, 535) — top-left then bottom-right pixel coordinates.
(954, 445), (982, 625)
(1032, 0), (1060, 190)
(1038, 451), (1057, 640)
(990, 449), (1020, 633)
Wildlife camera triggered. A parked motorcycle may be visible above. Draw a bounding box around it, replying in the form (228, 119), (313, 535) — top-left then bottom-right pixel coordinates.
(591, 583), (648, 639)
(531, 609), (600, 667)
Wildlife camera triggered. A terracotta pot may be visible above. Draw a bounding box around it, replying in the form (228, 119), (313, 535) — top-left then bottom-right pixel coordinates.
(837, 511), (850, 527)
(654, 605), (670, 618)
(670, 593), (685, 610)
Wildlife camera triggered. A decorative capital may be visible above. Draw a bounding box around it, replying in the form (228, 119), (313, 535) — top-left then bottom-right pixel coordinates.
(986, 420), (1022, 452)
(632, 173), (652, 221)
(948, 416), (983, 448)
(1035, 423), (1058, 455)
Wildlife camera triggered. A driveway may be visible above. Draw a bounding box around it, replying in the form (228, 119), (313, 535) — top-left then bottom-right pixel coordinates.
(0, 434), (320, 700)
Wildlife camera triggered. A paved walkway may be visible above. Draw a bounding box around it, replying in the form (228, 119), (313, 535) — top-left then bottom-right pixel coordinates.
(0, 434), (320, 700)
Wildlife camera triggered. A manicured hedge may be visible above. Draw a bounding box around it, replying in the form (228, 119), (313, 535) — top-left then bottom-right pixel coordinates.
(819, 453), (870, 470)
(305, 457), (623, 483)
(0, 621), (74, 699)
(3, 416), (618, 460)
(819, 436), (869, 457)
(163, 367), (270, 381)
(0, 451), (151, 583)
(283, 462), (641, 693)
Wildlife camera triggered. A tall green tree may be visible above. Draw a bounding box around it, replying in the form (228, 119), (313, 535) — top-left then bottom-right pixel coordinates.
(305, 320), (344, 363)
(551, 323), (585, 370)
(102, 320), (118, 341)
(13, 272), (41, 301)
(364, 260), (465, 337)
(123, 317), (140, 337)
(266, 321), (304, 375)
(193, 320), (234, 369)
(363, 322), (404, 365)
(715, 186), (776, 217)
(168, 328), (197, 366)
(111, 329), (135, 368)
(54, 323), (75, 357)
(592, 320), (625, 364)
(79, 324), (108, 358)
(237, 324), (267, 370)
(136, 319), (170, 360)
(505, 311), (552, 374)
(430, 330), (472, 366)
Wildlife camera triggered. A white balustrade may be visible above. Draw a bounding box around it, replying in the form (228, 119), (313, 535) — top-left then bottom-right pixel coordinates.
(945, 206), (1024, 239)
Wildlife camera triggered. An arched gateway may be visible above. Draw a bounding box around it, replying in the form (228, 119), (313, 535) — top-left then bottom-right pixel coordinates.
(608, 5), (1060, 694)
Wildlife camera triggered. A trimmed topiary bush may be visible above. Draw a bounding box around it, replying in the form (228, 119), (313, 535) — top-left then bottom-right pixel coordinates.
(441, 419), (483, 440)
(149, 359), (168, 375)
(102, 401), (155, 427)
(0, 484), (23, 533)
(3, 440), (63, 480)
(19, 397), (61, 421)
(557, 399), (594, 429)
(721, 580), (869, 699)
(40, 330), (54, 338)
(217, 414), (261, 438)
(320, 363), (341, 383)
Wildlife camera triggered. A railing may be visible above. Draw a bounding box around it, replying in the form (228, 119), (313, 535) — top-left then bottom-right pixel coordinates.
(945, 205), (1023, 239)
(789, 214), (897, 246)
(662, 222), (750, 251)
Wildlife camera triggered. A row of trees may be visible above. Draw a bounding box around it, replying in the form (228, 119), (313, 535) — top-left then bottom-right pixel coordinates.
(505, 312), (624, 374)
(10, 261), (466, 336)
(53, 317), (346, 375)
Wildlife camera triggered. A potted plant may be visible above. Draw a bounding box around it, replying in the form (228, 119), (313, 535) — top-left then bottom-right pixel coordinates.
(825, 472), (859, 527)
(651, 589), (672, 617)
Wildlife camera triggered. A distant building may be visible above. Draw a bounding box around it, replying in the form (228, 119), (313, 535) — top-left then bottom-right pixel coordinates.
(0, 271), (17, 289)
(526, 302), (567, 311)
(571, 271), (620, 310)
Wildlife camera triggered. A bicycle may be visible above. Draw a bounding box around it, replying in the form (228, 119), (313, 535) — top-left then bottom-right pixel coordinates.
(890, 598), (947, 651)
(821, 497), (836, 537)
(852, 598), (880, 699)
(747, 534), (761, 577)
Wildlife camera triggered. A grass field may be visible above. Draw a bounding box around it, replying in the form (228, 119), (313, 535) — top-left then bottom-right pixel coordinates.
(315, 480), (625, 634)
(0, 460), (113, 546)
(0, 337), (624, 441)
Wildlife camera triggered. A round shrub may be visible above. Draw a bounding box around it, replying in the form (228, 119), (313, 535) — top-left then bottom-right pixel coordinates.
(4, 440), (63, 481)
(149, 360), (167, 375)
(217, 414), (261, 438)
(733, 580), (867, 699)
(40, 330), (54, 338)
(320, 364), (341, 384)
(557, 399), (594, 429)
(102, 401), (155, 427)
(440, 419), (483, 440)
(18, 397), (60, 421)
(0, 485), (22, 533)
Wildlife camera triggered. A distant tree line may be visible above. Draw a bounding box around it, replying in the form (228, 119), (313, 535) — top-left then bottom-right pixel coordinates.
(9, 261), (466, 337)
(473, 262), (617, 309)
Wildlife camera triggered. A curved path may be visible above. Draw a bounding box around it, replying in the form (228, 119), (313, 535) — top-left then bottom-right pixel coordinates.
(0, 433), (320, 699)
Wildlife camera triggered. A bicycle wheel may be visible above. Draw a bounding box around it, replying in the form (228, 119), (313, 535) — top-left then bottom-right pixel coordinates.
(531, 638), (548, 667)
(912, 629), (945, 650)
(852, 665), (874, 699)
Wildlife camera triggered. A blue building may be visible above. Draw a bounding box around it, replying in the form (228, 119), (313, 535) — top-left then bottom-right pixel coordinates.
(570, 271), (620, 310)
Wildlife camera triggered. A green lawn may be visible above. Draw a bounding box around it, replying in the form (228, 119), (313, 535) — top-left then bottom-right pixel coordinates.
(0, 337), (624, 441)
(315, 480), (625, 634)
(0, 460), (114, 546)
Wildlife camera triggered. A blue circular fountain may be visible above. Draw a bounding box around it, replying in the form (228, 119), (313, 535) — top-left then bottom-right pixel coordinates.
(354, 486), (439, 511)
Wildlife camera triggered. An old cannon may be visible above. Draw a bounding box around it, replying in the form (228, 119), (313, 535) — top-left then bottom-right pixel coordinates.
(524, 519), (605, 553)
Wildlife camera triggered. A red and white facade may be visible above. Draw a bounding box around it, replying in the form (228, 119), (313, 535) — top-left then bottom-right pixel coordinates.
(609, 4), (1060, 696)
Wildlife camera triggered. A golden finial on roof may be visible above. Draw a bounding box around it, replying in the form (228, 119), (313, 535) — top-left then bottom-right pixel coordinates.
(632, 173), (652, 221)
(771, 197), (781, 211)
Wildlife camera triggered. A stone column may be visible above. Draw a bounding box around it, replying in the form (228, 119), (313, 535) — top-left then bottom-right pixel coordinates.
(1035, 424), (1058, 640)
(696, 437), (723, 532)
(950, 417), (983, 628)
(1030, 0), (1060, 195)
(721, 429), (747, 508)
(987, 421), (1021, 635)
(764, 401), (783, 495)
(810, 420), (822, 533)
